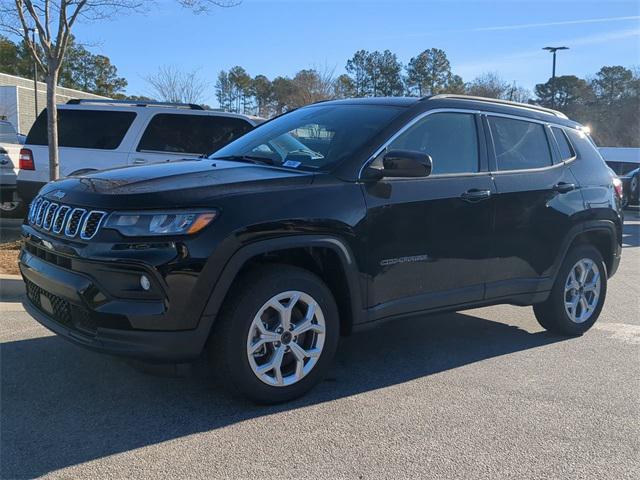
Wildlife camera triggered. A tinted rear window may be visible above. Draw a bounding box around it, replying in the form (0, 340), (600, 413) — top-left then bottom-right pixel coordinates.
(26, 109), (136, 149)
(551, 126), (575, 161)
(488, 116), (552, 170)
(137, 114), (253, 155)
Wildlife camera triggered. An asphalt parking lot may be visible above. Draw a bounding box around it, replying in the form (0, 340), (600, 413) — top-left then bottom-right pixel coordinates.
(1, 212), (638, 479)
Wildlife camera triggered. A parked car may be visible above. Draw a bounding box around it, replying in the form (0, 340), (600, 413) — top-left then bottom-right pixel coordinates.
(19, 95), (623, 403)
(599, 147), (640, 208)
(0, 120), (24, 217)
(16, 100), (262, 206)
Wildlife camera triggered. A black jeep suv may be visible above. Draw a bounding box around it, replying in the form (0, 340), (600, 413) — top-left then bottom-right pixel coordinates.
(20, 95), (623, 403)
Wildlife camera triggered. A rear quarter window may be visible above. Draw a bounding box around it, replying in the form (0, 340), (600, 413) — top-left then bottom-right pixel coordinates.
(137, 114), (253, 155)
(26, 109), (136, 149)
(551, 126), (576, 161)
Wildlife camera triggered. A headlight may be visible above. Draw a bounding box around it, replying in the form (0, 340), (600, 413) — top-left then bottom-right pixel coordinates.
(105, 210), (218, 236)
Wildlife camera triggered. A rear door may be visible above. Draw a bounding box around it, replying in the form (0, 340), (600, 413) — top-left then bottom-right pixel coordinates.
(129, 113), (254, 166)
(484, 114), (583, 298)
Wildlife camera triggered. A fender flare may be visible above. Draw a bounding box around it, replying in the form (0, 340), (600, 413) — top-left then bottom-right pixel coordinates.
(198, 234), (367, 336)
(551, 219), (620, 283)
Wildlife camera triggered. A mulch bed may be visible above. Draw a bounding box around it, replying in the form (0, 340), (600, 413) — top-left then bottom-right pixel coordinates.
(0, 240), (22, 275)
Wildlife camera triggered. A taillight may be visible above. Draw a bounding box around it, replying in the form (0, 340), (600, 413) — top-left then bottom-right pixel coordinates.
(613, 177), (624, 200)
(19, 148), (34, 170)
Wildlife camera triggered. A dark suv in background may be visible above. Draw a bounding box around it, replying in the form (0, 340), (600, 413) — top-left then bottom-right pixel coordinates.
(19, 95), (623, 403)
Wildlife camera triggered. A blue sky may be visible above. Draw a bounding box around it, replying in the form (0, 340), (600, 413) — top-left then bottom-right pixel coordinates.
(72, 0), (640, 105)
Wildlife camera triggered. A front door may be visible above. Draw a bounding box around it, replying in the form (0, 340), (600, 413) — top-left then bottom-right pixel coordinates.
(363, 111), (495, 320)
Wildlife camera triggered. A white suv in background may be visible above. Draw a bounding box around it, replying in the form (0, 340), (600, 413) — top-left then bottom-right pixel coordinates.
(17, 100), (262, 206)
(0, 120), (24, 217)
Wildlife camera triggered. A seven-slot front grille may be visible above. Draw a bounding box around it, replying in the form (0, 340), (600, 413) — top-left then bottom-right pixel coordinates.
(28, 196), (107, 240)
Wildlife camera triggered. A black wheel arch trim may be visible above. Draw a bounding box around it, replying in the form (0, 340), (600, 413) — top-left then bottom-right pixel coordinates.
(552, 219), (622, 281)
(198, 234), (367, 337)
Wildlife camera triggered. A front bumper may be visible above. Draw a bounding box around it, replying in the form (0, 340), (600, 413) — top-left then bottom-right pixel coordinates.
(22, 299), (209, 361)
(19, 241), (213, 362)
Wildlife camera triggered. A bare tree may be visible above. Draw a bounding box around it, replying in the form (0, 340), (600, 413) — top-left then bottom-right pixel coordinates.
(466, 72), (509, 99)
(145, 66), (208, 104)
(0, 0), (239, 180)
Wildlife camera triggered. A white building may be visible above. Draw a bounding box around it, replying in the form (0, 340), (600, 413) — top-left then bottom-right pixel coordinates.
(0, 72), (108, 135)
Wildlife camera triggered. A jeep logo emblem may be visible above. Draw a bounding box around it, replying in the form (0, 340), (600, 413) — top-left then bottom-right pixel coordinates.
(52, 190), (66, 199)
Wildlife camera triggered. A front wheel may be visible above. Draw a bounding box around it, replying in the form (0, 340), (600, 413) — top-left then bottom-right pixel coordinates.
(211, 265), (339, 404)
(534, 245), (607, 336)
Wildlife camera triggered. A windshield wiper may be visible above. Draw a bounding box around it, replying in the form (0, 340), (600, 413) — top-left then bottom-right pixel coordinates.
(211, 155), (276, 166)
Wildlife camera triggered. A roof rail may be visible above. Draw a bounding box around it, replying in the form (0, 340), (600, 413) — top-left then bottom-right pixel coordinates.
(424, 94), (568, 119)
(66, 99), (205, 110)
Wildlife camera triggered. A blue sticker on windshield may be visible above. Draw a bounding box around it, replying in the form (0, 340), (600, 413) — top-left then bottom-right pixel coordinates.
(283, 160), (301, 168)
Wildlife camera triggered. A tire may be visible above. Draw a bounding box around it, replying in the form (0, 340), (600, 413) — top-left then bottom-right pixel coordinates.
(534, 245), (607, 336)
(0, 200), (26, 218)
(210, 264), (340, 404)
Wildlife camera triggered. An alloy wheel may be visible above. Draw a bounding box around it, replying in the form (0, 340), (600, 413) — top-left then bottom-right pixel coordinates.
(564, 258), (601, 324)
(246, 291), (326, 387)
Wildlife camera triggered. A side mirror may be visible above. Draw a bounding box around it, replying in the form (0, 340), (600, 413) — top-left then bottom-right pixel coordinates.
(364, 150), (432, 180)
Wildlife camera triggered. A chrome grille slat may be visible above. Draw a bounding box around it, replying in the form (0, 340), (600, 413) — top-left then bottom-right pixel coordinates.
(35, 200), (49, 226)
(52, 206), (71, 234)
(29, 197), (43, 223)
(28, 195), (107, 240)
(65, 208), (87, 237)
(80, 211), (107, 240)
(43, 203), (58, 230)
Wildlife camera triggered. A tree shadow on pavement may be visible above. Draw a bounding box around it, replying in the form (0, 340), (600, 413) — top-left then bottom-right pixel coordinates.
(1, 312), (564, 478)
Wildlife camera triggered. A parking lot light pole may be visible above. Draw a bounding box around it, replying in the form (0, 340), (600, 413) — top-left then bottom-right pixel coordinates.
(543, 46), (569, 108)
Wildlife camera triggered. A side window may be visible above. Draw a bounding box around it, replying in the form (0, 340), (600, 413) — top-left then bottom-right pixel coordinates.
(26, 109), (137, 149)
(137, 114), (253, 155)
(386, 112), (479, 174)
(488, 116), (552, 170)
(551, 126), (575, 161)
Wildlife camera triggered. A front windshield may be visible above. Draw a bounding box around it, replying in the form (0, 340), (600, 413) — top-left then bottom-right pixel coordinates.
(210, 104), (403, 171)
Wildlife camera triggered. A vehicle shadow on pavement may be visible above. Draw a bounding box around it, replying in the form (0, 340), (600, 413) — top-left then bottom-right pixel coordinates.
(1, 312), (563, 478)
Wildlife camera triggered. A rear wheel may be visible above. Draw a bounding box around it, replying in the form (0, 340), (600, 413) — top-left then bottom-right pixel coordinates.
(211, 265), (339, 404)
(534, 245), (607, 336)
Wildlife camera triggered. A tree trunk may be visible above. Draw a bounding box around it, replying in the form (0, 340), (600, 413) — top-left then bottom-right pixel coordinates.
(46, 68), (59, 181)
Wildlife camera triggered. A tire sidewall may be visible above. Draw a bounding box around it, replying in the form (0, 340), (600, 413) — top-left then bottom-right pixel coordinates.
(0, 201), (25, 218)
(549, 245), (607, 335)
(221, 267), (339, 404)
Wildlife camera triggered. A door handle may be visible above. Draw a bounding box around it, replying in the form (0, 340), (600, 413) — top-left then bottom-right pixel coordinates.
(133, 158), (147, 165)
(553, 182), (576, 193)
(461, 189), (492, 202)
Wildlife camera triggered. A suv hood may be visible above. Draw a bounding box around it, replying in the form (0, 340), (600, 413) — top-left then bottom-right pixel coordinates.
(38, 159), (314, 209)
